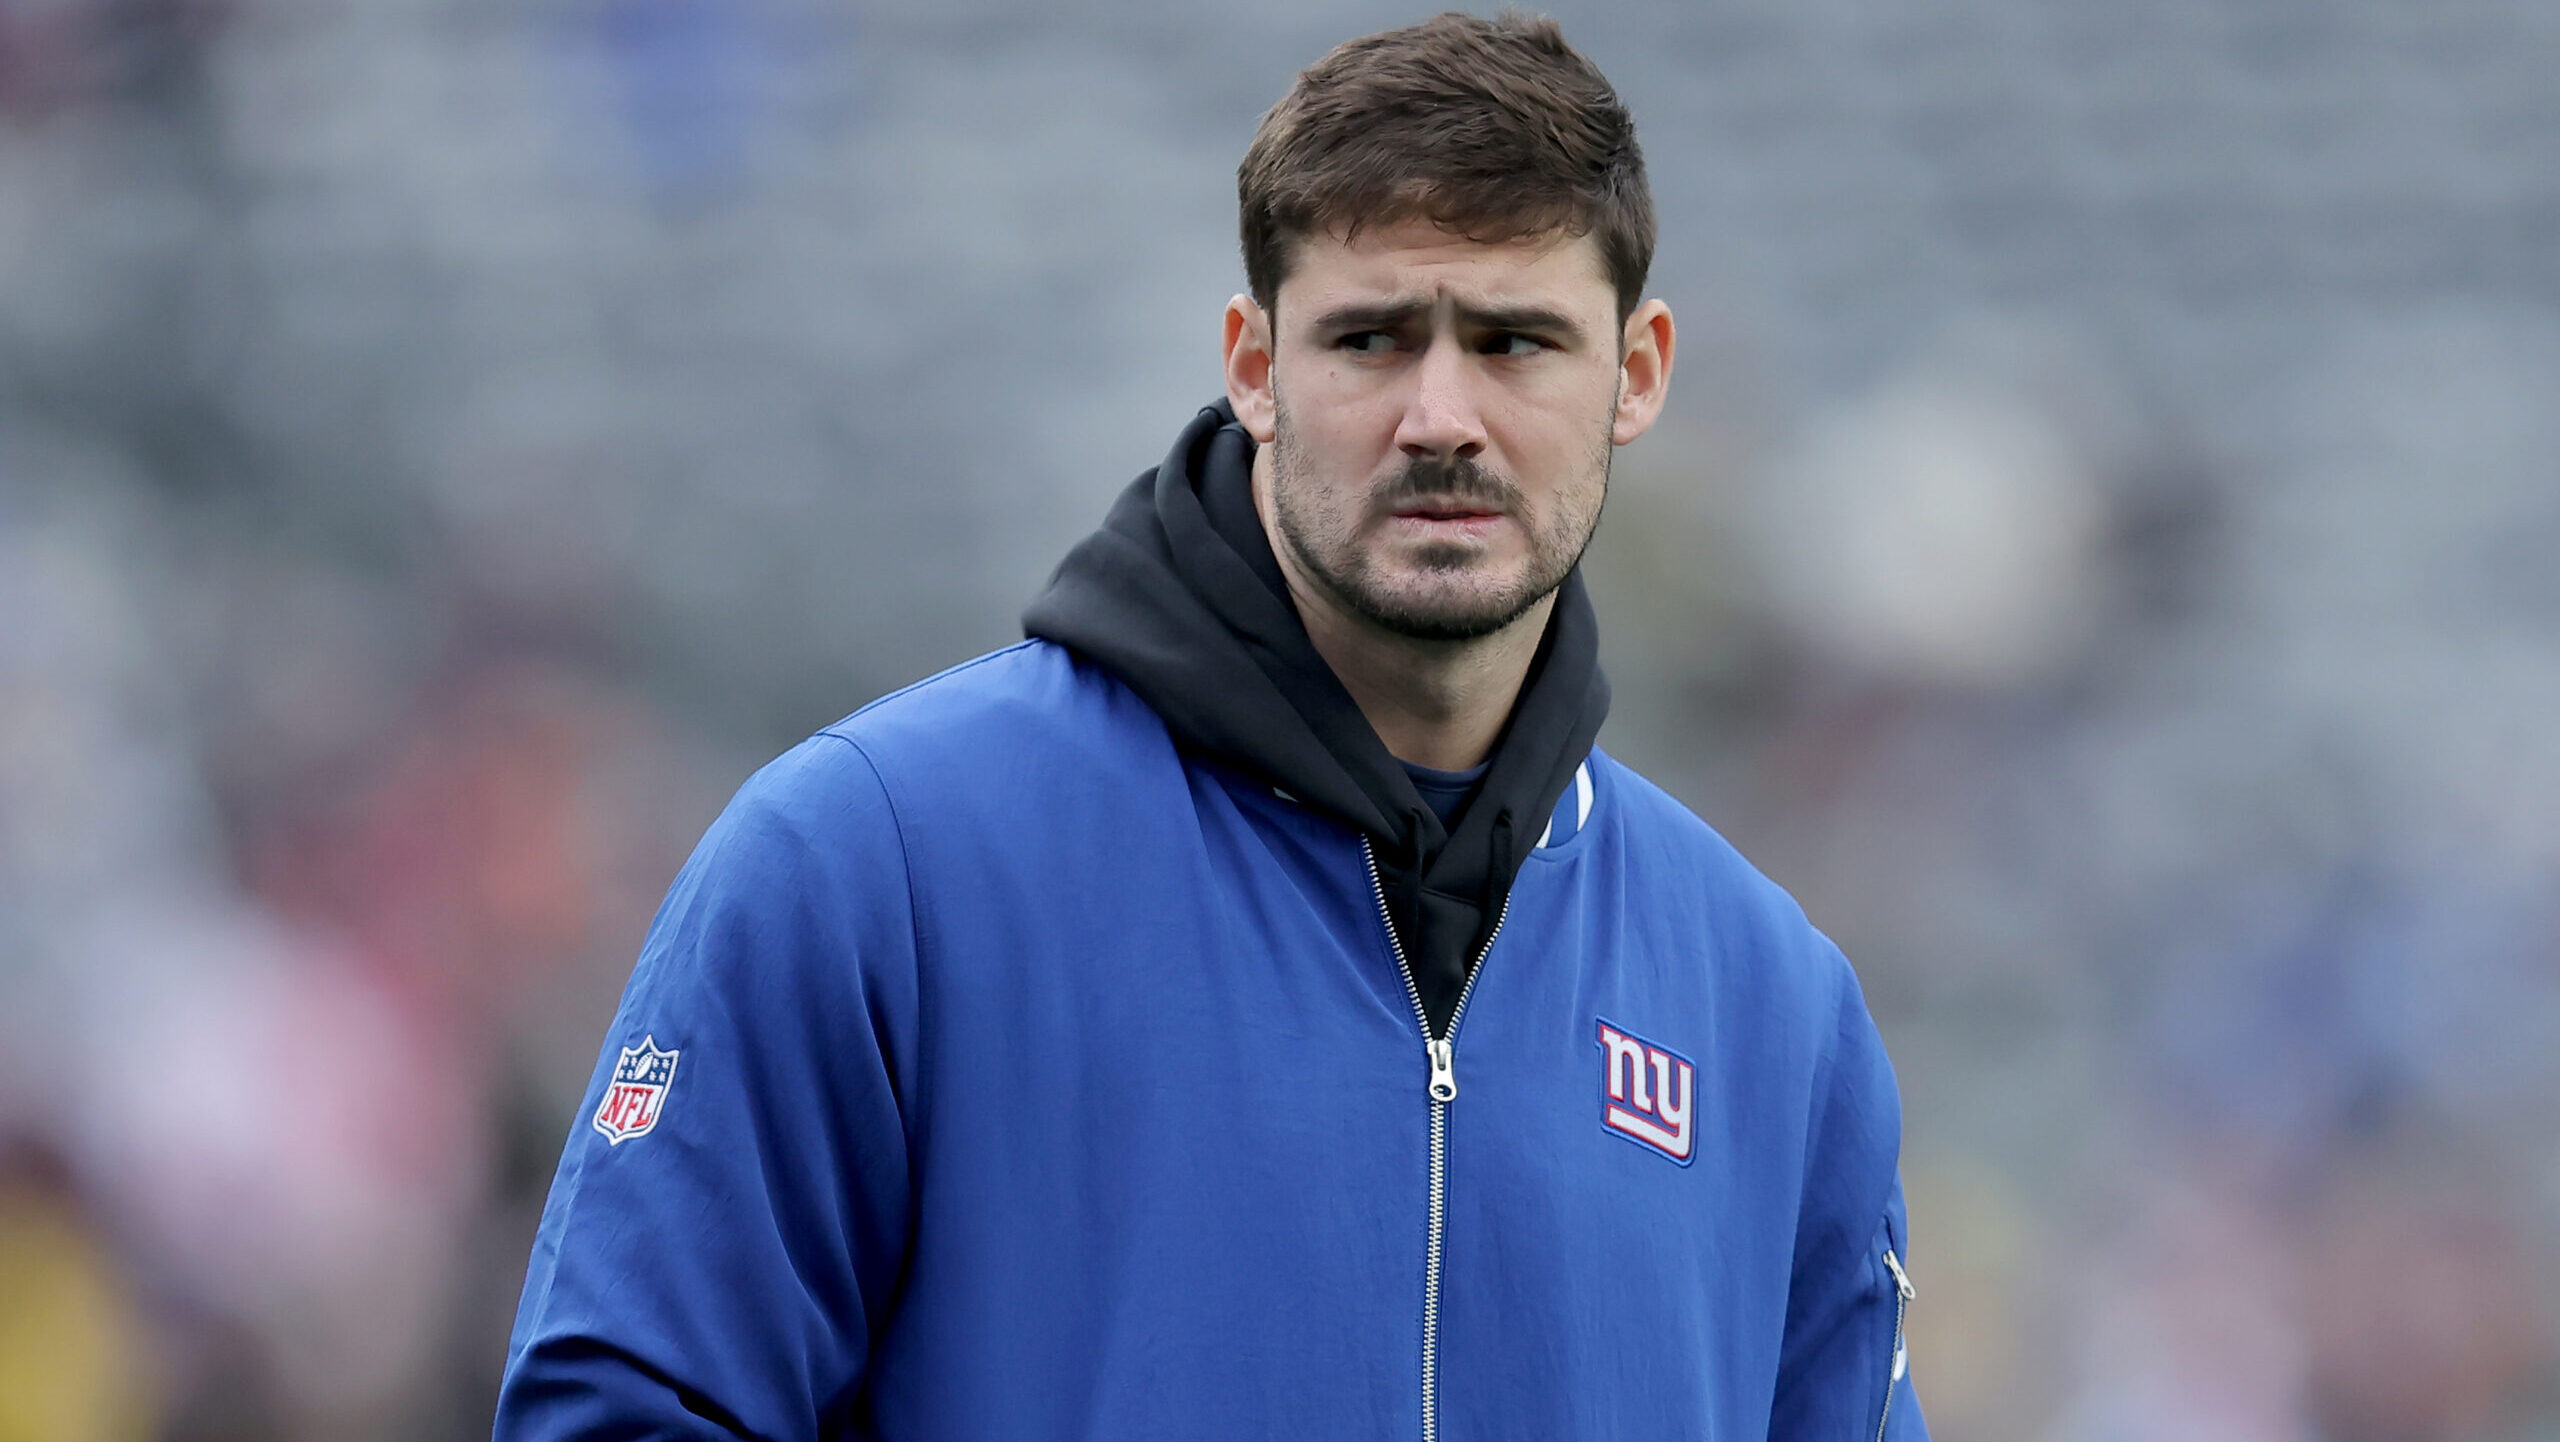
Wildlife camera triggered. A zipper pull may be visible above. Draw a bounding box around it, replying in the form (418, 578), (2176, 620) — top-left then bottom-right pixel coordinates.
(1426, 1038), (1457, 1102)
(1882, 1248), (1916, 1300)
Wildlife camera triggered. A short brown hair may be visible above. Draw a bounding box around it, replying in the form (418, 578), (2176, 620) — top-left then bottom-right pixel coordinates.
(1238, 12), (1654, 322)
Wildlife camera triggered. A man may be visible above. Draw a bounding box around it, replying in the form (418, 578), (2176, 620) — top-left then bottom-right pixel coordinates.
(498, 13), (1926, 1440)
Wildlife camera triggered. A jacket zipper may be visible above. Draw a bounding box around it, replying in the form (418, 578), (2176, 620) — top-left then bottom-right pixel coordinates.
(1876, 1247), (1916, 1442)
(1362, 838), (1511, 1442)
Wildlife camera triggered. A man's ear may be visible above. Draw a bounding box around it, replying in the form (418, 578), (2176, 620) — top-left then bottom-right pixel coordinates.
(1224, 295), (1278, 443)
(1612, 299), (1676, 446)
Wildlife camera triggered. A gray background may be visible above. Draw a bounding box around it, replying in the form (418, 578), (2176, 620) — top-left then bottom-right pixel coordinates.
(3, 2), (2557, 1437)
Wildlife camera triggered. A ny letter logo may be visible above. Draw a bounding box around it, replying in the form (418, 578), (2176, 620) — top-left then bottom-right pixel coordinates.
(1596, 1020), (1695, 1164)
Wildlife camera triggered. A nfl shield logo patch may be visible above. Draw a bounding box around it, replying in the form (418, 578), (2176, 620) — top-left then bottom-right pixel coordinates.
(592, 1035), (680, 1145)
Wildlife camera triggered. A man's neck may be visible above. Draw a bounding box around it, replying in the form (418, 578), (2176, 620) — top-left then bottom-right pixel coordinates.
(1254, 461), (1551, 773)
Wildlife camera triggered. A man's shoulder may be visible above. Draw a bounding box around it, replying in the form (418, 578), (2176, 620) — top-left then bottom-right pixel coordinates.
(817, 640), (1151, 755)
(699, 641), (1161, 874)
(1585, 751), (1769, 889)
(795, 639), (1170, 806)
(1585, 751), (1852, 979)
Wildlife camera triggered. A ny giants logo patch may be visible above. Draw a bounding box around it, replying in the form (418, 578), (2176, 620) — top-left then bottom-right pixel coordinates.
(1596, 1020), (1695, 1164)
(592, 1035), (679, 1145)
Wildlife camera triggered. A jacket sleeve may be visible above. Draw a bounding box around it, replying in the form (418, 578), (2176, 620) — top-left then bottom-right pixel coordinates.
(1766, 949), (1929, 1441)
(495, 734), (921, 1441)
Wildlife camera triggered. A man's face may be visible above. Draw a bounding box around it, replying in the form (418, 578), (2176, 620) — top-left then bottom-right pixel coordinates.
(1239, 220), (1642, 643)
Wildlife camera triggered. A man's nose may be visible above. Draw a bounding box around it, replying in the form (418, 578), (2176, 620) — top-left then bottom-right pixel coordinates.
(1394, 336), (1488, 462)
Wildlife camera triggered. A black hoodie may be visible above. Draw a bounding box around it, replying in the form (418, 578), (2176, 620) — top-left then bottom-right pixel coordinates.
(1023, 400), (1610, 1037)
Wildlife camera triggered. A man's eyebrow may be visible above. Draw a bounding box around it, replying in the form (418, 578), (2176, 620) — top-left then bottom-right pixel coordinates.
(1306, 299), (1431, 333)
(1305, 297), (1590, 342)
(1456, 302), (1585, 339)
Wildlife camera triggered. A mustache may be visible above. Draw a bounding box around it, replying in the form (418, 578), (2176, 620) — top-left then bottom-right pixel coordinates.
(1375, 454), (1522, 513)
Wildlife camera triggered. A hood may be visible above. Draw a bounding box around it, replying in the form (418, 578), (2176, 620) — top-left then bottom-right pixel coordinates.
(1024, 399), (1609, 1034)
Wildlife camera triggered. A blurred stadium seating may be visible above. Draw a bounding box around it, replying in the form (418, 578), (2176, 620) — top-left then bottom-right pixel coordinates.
(2, 2), (2555, 1437)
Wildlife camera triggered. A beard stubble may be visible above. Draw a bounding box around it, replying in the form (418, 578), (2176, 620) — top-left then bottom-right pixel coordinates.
(1266, 395), (1612, 643)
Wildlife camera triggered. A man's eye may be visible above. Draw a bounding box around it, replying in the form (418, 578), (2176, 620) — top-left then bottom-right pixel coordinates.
(1482, 333), (1546, 357)
(1337, 331), (1396, 355)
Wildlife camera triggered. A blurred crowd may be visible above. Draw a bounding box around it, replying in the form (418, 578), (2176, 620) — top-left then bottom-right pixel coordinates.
(2, 1), (2556, 1439)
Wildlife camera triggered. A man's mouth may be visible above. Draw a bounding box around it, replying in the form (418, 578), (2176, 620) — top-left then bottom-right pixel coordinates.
(1386, 502), (1509, 543)
(1391, 498), (1506, 522)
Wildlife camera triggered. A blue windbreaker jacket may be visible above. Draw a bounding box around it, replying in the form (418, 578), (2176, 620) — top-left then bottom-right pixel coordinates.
(497, 640), (1927, 1440)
